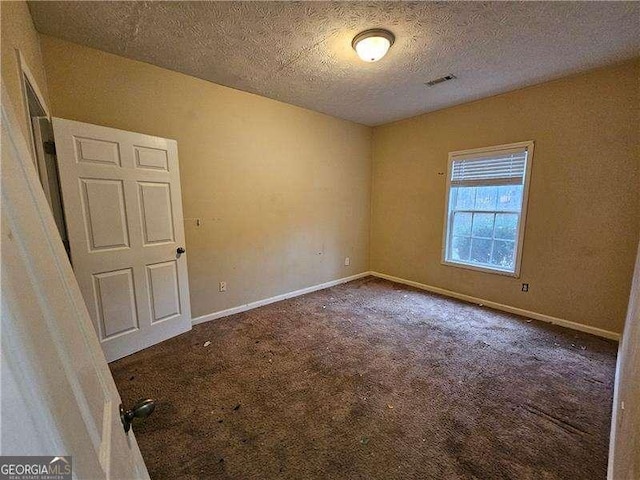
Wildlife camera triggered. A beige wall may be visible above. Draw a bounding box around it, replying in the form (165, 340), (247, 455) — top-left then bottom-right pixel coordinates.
(18, 26), (639, 336)
(40, 35), (372, 319)
(609, 241), (640, 479)
(1, 1), (50, 141)
(371, 60), (639, 335)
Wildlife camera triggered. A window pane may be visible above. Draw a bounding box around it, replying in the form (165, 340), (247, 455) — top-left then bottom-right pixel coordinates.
(471, 213), (494, 238)
(451, 236), (471, 261)
(474, 186), (497, 211)
(454, 186), (475, 210)
(494, 213), (518, 240)
(452, 212), (472, 236)
(443, 144), (529, 275)
(496, 185), (523, 211)
(491, 240), (515, 270)
(470, 238), (492, 264)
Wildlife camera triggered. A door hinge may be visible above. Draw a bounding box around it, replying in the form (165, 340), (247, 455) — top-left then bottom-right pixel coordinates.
(43, 140), (56, 155)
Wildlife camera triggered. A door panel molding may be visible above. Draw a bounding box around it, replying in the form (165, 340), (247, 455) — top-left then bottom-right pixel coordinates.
(80, 178), (130, 251)
(146, 260), (182, 323)
(92, 268), (140, 339)
(74, 136), (121, 166)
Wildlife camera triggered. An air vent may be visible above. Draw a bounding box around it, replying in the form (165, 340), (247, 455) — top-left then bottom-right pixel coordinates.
(425, 74), (457, 87)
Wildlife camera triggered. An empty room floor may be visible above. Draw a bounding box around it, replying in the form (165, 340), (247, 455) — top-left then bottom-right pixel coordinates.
(110, 277), (617, 480)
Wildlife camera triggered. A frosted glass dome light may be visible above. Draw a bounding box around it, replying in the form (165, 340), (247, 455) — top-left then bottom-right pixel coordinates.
(352, 29), (395, 62)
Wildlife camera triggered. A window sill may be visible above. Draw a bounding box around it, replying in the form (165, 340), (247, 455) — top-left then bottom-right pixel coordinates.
(441, 259), (520, 278)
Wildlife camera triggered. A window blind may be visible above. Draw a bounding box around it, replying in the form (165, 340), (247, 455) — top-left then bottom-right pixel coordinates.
(450, 146), (528, 186)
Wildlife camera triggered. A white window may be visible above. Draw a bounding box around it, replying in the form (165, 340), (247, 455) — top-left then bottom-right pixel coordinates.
(442, 141), (533, 276)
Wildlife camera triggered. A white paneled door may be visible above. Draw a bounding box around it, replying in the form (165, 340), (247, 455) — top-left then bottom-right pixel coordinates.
(53, 118), (191, 362)
(2, 90), (149, 478)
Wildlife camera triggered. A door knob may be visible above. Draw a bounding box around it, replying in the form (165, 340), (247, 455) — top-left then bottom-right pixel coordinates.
(176, 247), (185, 254)
(120, 398), (156, 433)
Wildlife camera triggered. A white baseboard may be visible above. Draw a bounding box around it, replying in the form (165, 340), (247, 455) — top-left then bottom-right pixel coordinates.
(191, 269), (620, 341)
(370, 271), (621, 341)
(192, 271), (372, 326)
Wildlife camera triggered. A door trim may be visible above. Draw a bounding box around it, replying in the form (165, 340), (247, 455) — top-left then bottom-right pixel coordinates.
(17, 49), (51, 119)
(16, 49), (51, 166)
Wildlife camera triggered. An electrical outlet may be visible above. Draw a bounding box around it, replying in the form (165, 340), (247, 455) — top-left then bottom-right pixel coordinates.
(344, 257), (350, 266)
(521, 283), (529, 292)
(219, 281), (227, 292)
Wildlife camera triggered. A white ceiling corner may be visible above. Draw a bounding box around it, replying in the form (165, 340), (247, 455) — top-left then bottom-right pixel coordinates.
(28, 1), (640, 126)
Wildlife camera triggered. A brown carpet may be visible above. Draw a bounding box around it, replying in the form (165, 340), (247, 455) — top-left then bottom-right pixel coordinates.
(110, 277), (617, 480)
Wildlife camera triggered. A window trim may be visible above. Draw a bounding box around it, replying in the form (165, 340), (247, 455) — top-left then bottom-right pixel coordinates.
(441, 140), (534, 278)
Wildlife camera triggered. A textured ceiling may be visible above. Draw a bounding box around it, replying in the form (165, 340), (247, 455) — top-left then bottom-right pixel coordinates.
(29, 1), (639, 126)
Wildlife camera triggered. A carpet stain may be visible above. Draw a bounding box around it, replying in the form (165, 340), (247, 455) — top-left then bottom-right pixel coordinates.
(110, 277), (617, 480)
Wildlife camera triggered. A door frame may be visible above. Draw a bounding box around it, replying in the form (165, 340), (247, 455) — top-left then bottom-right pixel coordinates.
(16, 49), (68, 247)
(16, 49), (51, 161)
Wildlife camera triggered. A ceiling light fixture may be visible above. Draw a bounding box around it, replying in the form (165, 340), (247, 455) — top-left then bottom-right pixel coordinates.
(352, 29), (395, 63)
